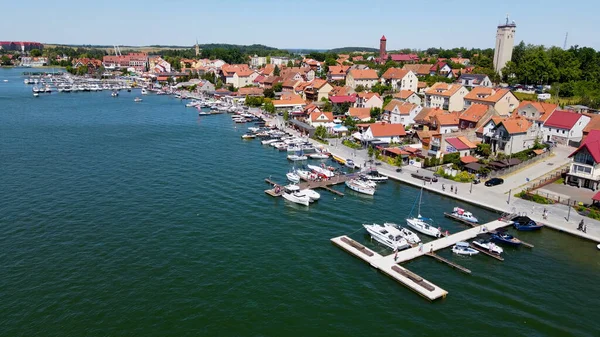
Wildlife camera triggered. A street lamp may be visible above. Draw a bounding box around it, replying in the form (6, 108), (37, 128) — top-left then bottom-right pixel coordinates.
(507, 188), (512, 204)
(470, 180), (473, 193)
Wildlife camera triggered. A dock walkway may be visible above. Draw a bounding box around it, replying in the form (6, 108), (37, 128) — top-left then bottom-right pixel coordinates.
(331, 220), (511, 301)
(265, 173), (354, 197)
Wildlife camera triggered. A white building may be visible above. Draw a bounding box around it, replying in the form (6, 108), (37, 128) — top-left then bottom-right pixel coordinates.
(385, 100), (422, 125)
(380, 68), (418, 92)
(493, 15), (516, 76)
(542, 110), (591, 145)
(250, 55), (267, 68)
(346, 69), (379, 89)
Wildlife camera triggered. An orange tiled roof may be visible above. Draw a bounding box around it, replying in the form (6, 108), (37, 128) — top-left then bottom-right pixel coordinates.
(310, 111), (334, 123)
(464, 87), (512, 103)
(328, 65), (350, 75)
(368, 122), (407, 137)
(459, 104), (489, 123)
(434, 111), (460, 125)
(348, 107), (371, 120)
(381, 67), (409, 80)
(402, 64), (432, 75)
(425, 83), (465, 97)
(273, 94), (306, 106)
(499, 116), (532, 134)
(348, 69), (378, 80)
(393, 90), (416, 99)
(583, 114), (600, 134)
(517, 100), (558, 122)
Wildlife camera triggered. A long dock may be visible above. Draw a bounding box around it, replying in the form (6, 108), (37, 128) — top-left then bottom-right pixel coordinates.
(331, 220), (512, 301)
(425, 252), (471, 274)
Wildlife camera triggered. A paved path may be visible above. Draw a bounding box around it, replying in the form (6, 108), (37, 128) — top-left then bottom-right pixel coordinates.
(261, 113), (600, 243)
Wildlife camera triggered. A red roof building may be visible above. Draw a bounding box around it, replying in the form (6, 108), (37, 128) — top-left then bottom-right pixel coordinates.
(544, 110), (584, 130)
(566, 129), (600, 190)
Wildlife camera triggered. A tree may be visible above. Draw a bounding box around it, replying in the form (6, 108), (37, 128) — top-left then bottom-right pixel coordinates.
(394, 153), (404, 167)
(368, 146), (374, 158)
(370, 107), (382, 120)
(354, 85), (365, 92)
(266, 56), (271, 65)
(286, 60), (294, 67)
(476, 143), (491, 157)
(264, 101), (275, 114)
(1, 55), (11, 66)
(274, 65), (280, 76)
(30, 49), (42, 57)
(273, 82), (283, 92)
(314, 125), (327, 139)
(263, 88), (275, 98)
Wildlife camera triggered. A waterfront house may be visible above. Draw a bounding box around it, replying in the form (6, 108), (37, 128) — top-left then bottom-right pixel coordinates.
(541, 110), (590, 145)
(20, 57), (48, 67)
(443, 136), (477, 157)
(384, 100), (422, 125)
(346, 69), (379, 89)
(485, 116), (535, 155)
(355, 92), (383, 109)
(327, 65), (350, 82)
(424, 83), (469, 112)
(380, 68), (418, 92)
(196, 80), (215, 93)
(302, 79), (333, 102)
(463, 87), (519, 116)
(308, 111), (334, 127)
(363, 122), (407, 143)
(237, 87), (264, 97)
(402, 64), (432, 77)
(273, 94), (306, 112)
(393, 90), (422, 106)
(458, 74), (492, 88)
(566, 130), (600, 190)
(348, 108), (372, 122)
(71, 58), (102, 73)
(149, 57), (172, 74)
(515, 100), (558, 136)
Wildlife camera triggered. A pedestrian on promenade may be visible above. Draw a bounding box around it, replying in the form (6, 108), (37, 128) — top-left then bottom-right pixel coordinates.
(429, 245), (433, 253)
(578, 219), (584, 231)
(418, 243), (423, 252)
(450, 185), (454, 192)
(394, 248), (398, 261)
(442, 184), (445, 191)
(455, 186), (458, 194)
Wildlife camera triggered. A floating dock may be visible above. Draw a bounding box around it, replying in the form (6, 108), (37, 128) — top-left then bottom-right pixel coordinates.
(265, 174), (352, 197)
(332, 220), (512, 301)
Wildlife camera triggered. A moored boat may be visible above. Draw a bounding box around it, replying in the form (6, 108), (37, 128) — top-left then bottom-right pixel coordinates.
(287, 154), (308, 161)
(363, 223), (410, 251)
(450, 207), (479, 223)
(241, 133), (256, 139)
(405, 184), (442, 237)
(286, 171), (300, 183)
(452, 242), (479, 256)
(472, 239), (503, 255)
(490, 229), (522, 246)
(384, 222), (421, 244)
(363, 169), (388, 182)
(280, 185), (310, 206)
(511, 216), (544, 231)
(345, 159), (356, 168)
(345, 179), (375, 195)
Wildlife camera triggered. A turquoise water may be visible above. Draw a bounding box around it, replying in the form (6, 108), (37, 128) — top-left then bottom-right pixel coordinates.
(1, 68), (599, 336)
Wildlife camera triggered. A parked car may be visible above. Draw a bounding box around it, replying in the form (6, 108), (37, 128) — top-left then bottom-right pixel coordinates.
(472, 178), (481, 184)
(485, 178), (504, 187)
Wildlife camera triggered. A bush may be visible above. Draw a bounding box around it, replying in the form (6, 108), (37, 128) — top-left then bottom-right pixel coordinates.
(515, 190), (555, 204)
(342, 139), (361, 149)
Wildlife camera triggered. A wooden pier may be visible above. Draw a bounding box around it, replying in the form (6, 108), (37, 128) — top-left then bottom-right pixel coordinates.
(443, 212), (478, 227)
(425, 252), (471, 274)
(264, 174), (352, 197)
(331, 220), (512, 301)
(469, 244), (504, 261)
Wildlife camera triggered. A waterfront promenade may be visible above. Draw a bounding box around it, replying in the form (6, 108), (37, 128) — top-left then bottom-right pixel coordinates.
(264, 114), (600, 243)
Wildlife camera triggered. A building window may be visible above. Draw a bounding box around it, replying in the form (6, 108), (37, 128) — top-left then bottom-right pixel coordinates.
(574, 165), (592, 174)
(562, 130), (566, 134)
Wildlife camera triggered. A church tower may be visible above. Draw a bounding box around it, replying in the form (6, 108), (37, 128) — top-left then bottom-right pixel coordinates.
(379, 35), (387, 63)
(493, 15), (516, 76)
(195, 39), (200, 57)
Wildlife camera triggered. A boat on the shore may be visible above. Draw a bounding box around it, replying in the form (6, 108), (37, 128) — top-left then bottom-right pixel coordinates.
(511, 216), (544, 231)
(363, 223), (410, 251)
(450, 207), (478, 223)
(472, 239), (503, 255)
(345, 178), (375, 195)
(452, 242), (479, 256)
(384, 222), (421, 244)
(490, 229), (522, 246)
(406, 184), (442, 237)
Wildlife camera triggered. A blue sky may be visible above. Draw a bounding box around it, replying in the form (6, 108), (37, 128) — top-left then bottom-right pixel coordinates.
(2, 0), (599, 50)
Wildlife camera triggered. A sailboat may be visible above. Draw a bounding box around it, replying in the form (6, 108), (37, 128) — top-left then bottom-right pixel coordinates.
(405, 183), (442, 237)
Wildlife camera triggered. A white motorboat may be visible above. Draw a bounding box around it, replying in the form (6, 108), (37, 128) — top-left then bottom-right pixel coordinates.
(301, 188), (320, 202)
(280, 186), (310, 206)
(296, 169), (316, 181)
(307, 164), (335, 178)
(111, 91), (118, 97)
(309, 152), (330, 159)
(472, 239), (503, 255)
(357, 177), (377, 188)
(383, 222), (421, 244)
(198, 111), (212, 116)
(363, 169), (389, 182)
(287, 154), (308, 161)
(406, 184), (442, 237)
(452, 242), (479, 256)
(241, 133), (256, 139)
(451, 207), (479, 223)
(363, 223), (410, 251)
(345, 159), (356, 168)
(141, 88), (148, 95)
(261, 139), (280, 145)
(248, 127), (260, 133)
(33, 92), (39, 97)
(345, 179), (375, 195)
(134, 97), (142, 102)
(286, 171), (300, 183)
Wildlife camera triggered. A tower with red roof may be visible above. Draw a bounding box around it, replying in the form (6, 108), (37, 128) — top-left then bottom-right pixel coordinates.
(379, 35), (387, 63)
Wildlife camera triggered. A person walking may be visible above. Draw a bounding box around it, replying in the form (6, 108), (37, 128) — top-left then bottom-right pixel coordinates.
(450, 185), (454, 192)
(455, 186), (458, 194)
(442, 184), (445, 191)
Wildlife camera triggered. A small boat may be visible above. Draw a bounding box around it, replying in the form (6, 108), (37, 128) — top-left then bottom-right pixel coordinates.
(111, 91), (118, 97)
(406, 184), (442, 237)
(280, 185), (310, 206)
(597, 244), (600, 250)
(345, 159), (356, 168)
(141, 88), (148, 95)
(198, 111), (212, 116)
(363, 223), (410, 251)
(261, 139), (279, 145)
(33, 92), (39, 97)
(490, 229), (522, 246)
(301, 188), (320, 202)
(452, 242), (479, 256)
(241, 134), (256, 139)
(2, 79), (7, 82)
(384, 222), (421, 244)
(472, 239), (503, 255)
(309, 152), (330, 159)
(345, 179), (375, 195)
(363, 169), (388, 182)
(286, 171), (300, 183)
(307, 164), (335, 178)
(511, 216), (544, 231)
(450, 207), (479, 223)
(287, 154), (308, 161)
(332, 155), (346, 165)
(134, 97), (142, 102)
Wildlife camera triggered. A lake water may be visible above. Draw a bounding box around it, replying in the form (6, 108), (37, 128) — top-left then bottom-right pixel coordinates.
(1, 68), (599, 336)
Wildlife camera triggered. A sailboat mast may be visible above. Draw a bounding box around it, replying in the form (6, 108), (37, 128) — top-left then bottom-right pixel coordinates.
(418, 181), (424, 215)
